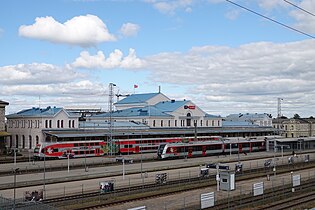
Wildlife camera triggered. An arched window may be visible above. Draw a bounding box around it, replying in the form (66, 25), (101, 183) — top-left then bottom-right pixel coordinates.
(61, 120), (64, 128)
(22, 135), (25, 148)
(153, 120), (156, 127)
(161, 120), (163, 127)
(36, 136), (39, 145)
(57, 120), (60, 128)
(15, 135), (19, 148)
(49, 120), (52, 128)
(29, 135), (32, 149)
(45, 120), (48, 128)
(72, 120), (75, 128)
(69, 120), (71, 128)
(186, 113), (191, 127)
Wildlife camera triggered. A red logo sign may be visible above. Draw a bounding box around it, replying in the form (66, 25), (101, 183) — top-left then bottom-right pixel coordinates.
(184, 105), (195, 110)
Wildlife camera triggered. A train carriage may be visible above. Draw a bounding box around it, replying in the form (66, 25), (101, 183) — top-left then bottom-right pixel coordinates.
(157, 137), (266, 159)
(33, 135), (224, 159)
(33, 140), (107, 159)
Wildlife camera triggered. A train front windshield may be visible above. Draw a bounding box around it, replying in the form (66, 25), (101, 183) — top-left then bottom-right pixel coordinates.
(157, 144), (166, 157)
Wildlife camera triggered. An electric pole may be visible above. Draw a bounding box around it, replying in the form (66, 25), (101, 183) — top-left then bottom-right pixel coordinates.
(108, 83), (116, 156)
(277, 98), (283, 118)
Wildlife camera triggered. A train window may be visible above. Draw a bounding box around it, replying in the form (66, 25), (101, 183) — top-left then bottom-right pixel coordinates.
(80, 151), (84, 154)
(243, 143), (250, 148)
(74, 143), (78, 147)
(95, 142), (99, 146)
(53, 148), (58, 152)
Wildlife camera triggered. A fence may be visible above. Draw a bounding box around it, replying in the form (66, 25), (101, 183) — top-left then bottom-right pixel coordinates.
(0, 195), (56, 210)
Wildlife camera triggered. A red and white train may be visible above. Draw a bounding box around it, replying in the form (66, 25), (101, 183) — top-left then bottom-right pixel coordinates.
(34, 136), (223, 159)
(157, 137), (266, 159)
(34, 140), (106, 160)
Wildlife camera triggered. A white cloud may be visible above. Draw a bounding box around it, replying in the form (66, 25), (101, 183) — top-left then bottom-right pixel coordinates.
(289, 0), (315, 34)
(143, 39), (315, 117)
(19, 15), (116, 47)
(71, 48), (145, 69)
(0, 63), (83, 85)
(146, 0), (194, 15)
(257, 0), (287, 10)
(119, 23), (140, 37)
(224, 9), (240, 20)
(0, 63), (108, 114)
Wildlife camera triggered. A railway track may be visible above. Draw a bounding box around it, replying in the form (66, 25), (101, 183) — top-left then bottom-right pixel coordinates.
(41, 161), (315, 210)
(255, 188), (315, 210)
(210, 178), (315, 209)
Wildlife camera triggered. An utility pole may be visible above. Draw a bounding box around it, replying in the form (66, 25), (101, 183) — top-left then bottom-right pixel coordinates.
(277, 98), (283, 118)
(108, 83), (116, 156)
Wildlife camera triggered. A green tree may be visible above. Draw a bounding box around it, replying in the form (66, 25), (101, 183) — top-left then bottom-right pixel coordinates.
(293, 114), (300, 119)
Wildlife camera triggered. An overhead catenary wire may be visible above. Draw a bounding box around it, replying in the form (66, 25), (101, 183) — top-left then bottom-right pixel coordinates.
(226, 0), (315, 39)
(284, 0), (315, 17)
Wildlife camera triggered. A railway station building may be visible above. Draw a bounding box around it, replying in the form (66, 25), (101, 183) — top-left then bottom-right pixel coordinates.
(87, 92), (223, 129)
(6, 106), (79, 149)
(4, 92), (278, 150)
(0, 100), (9, 154)
(272, 118), (315, 138)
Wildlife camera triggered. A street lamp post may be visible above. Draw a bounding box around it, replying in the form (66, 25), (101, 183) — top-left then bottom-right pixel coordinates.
(237, 137), (240, 163)
(14, 148), (17, 166)
(43, 152), (46, 199)
(67, 153), (70, 173)
(273, 139), (276, 177)
(229, 142), (232, 160)
(140, 151), (143, 178)
(13, 168), (19, 210)
(122, 157), (125, 180)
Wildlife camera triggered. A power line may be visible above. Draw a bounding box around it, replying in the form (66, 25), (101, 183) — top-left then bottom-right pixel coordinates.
(284, 0), (315, 17)
(226, 0), (315, 39)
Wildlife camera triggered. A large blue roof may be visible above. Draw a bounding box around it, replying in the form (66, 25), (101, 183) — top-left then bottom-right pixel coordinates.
(115, 93), (160, 105)
(226, 113), (271, 119)
(6, 106), (75, 118)
(154, 100), (188, 112)
(92, 106), (171, 118)
(222, 121), (258, 127)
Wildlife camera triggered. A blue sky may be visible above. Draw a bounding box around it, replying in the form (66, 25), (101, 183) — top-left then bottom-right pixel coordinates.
(1, 0), (315, 118)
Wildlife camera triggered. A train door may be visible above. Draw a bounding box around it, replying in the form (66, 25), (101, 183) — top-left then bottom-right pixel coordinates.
(202, 145), (206, 156)
(135, 145), (140, 153)
(188, 147), (193, 157)
(239, 143), (243, 153)
(95, 148), (100, 156)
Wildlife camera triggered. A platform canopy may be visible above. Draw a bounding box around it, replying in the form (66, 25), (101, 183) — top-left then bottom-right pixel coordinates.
(0, 131), (10, 137)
